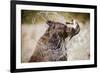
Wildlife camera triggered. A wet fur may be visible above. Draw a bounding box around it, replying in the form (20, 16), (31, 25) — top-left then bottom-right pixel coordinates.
(29, 21), (79, 62)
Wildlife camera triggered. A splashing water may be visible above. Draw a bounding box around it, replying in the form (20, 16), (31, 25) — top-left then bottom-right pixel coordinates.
(21, 12), (90, 62)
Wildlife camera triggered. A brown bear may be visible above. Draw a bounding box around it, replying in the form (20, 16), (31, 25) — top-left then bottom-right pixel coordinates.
(29, 20), (80, 62)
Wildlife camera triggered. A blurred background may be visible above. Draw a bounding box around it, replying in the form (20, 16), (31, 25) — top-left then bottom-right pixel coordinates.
(21, 10), (90, 62)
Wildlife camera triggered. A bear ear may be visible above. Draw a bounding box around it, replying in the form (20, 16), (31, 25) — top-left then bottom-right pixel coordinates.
(46, 20), (53, 26)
